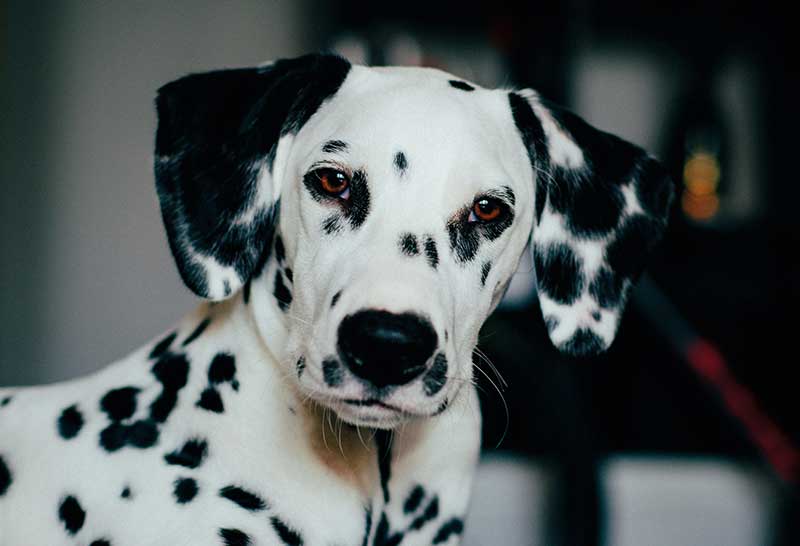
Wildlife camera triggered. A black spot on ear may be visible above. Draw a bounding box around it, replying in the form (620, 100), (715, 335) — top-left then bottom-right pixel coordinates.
(423, 354), (447, 397)
(149, 331), (177, 359)
(89, 539), (112, 546)
(399, 233), (419, 256)
(197, 388), (224, 413)
(0, 455), (11, 496)
(534, 242), (584, 305)
(100, 387), (140, 422)
(182, 318), (211, 347)
(58, 404), (84, 440)
(448, 80), (475, 91)
(120, 486), (132, 499)
(242, 280), (251, 304)
(635, 157), (674, 220)
(346, 169), (371, 229)
(331, 290), (342, 308)
(296, 356), (306, 378)
(410, 496), (440, 531)
(58, 495), (86, 535)
(322, 358), (344, 387)
(322, 139), (348, 154)
(591, 310), (602, 322)
(508, 92), (550, 222)
(480, 262), (492, 287)
(322, 214), (343, 234)
(274, 235), (286, 264)
(219, 485), (268, 512)
(589, 267), (625, 308)
(165, 438), (208, 469)
(274, 270), (292, 311)
(209, 353), (236, 384)
(393, 151), (408, 174)
(127, 419), (159, 448)
(423, 236), (438, 269)
(173, 477), (199, 504)
(404, 485), (425, 514)
(606, 215), (661, 280)
(433, 518), (465, 544)
(374, 430), (393, 503)
(271, 516), (304, 545)
(562, 329), (605, 357)
(544, 316), (560, 334)
(220, 528), (251, 546)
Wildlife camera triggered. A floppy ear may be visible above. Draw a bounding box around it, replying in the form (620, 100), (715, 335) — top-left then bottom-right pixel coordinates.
(154, 54), (351, 299)
(509, 89), (674, 356)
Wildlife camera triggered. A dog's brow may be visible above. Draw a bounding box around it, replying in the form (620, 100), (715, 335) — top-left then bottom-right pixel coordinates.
(321, 140), (348, 154)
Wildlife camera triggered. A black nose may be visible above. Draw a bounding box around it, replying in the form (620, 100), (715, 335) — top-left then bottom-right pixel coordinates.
(338, 310), (438, 388)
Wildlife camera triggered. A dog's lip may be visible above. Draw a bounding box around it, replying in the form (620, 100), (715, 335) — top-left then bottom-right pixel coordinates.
(341, 397), (399, 411)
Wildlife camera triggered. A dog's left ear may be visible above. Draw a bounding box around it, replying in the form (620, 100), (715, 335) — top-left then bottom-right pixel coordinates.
(509, 89), (674, 357)
(154, 54), (351, 299)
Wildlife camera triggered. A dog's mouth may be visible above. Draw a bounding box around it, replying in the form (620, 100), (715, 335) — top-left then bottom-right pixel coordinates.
(342, 397), (399, 410)
(325, 396), (430, 428)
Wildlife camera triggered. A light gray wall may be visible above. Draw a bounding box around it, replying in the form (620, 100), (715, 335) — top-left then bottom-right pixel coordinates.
(1, 1), (316, 386)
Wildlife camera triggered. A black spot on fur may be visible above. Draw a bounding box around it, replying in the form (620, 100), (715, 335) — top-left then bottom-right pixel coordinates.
(242, 280), (251, 304)
(58, 404), (84, 440)
(165, 438), (208, 469)
(149, 331), (177, 359)
(149, 390), (178, 423)
(322, 214), (343, 234)
(271, 516), (304, 546)
(284, 267), (293, 283)
(480, 262), (492, 286)
(399, 233), (419, 256)
(173, 477), (198, 504)
(423, 354), (448, 397)
(182, 318), (211, 347)
(423, 237), (438, 269)
(591, 310), (602, 322)
(447, 214), (481, 263)
(120, 486), (132, 499)
(152, 353), (190, 391)
(100, 387), (140, 422)
(434, 399), (450, 415)
(89, 539), (111, 546)
(410, 496), (440, 531)
(375, 430), (393, 503)
(219, 485), (267, 512)
(433, 518), (465, 544)
(0, 395), (11, 406)
(127, 419), (159, 448)
(322, 358), (344, 387)
(0, 455), (11, 496)
(404, 485), (425, 514)
(589, 267), (625, 308)
(393, 151), (408, 174)
(209, 353), (236, 384)
(534, 242), (584, 305)
(322, 139), (348, 154)
(346, 169), (371, 229)
(274, 270), (292, 311)
(448, 80), (475, 91)
(544, 316), (560, 334)
(361, 506), (373, 546)
(58, 495), (85, 535)
(296, 356), (306, 378)
(606, 215), (662, 280)
(219, 528), (251, 546)
(274, 235), (286, 264)
(331, 290), (342, 308)
(223, 280), (231, 296)
(99, 423), (128, 452)
(197, 388), (224, 413)
(508, 92), (550, 225)
(562, 329), (605, 357)
(374, 512), (403, 546)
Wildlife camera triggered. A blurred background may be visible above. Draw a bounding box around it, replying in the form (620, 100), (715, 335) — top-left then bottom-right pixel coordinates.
(1, 1), (797, 544)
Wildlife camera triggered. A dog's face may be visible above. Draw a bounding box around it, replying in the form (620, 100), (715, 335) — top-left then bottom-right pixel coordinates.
(154, 55), (672, 428)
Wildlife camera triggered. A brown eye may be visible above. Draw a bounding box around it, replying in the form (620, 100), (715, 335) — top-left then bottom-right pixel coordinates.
(471, 197), (504, 223)
(315, 168), (350, 197)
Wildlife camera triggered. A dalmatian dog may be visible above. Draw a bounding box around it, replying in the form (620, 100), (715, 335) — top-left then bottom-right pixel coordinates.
(0, 54), (672, 545)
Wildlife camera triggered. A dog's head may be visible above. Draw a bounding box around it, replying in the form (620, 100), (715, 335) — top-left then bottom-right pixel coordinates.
(154, 54), (672, 428)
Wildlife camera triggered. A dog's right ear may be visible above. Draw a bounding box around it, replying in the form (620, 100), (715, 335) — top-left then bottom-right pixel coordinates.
(154, 54), (351, 299)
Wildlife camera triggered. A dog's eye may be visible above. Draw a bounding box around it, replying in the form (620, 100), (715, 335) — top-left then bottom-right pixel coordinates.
(469, 197), (507, 223)
(313, 168), (350, 199)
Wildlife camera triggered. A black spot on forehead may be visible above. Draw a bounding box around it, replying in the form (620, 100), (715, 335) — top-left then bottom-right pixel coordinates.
(423, 236), (438, 270)
(197, 388), (224, 413)
(534, 242), (584, 305)
(322, 139), (348, 154)
(274, 270), (292, 311)
(448, 80), (475, 91)
(220, 528), (251, 546)
(219, 485), (268, 512)
(433, 518), (465, 544)
(394, 151), (408, 174)
(271, 516), (304, 545)
(182, 318), (211, 347)
(480, 262), (492, 286)
(208, 353), (236, 384)
(149, 331), (177, 359)
(399, 233), (419, 257)
(322, 358), (344, 387)
(173, 477), (199, 504)
(423, 354), (447, 397)
(58, 495), (86, 535)
(0, 454), (11, 496)
(165, 438), (208, 469)
(100, 387), (140, 422)
(58, 404), (84, 440)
